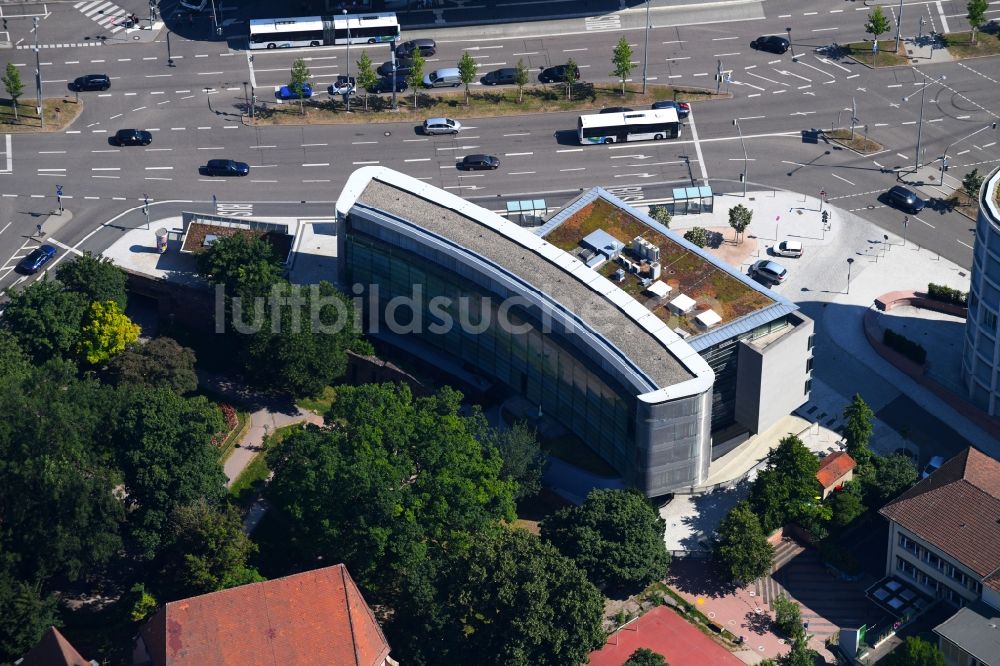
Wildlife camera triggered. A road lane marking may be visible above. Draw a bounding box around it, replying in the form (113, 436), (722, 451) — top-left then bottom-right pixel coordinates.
(831, 173), (855, 186)
(405, 158), (431, 162)
(303, 163), (331, 167)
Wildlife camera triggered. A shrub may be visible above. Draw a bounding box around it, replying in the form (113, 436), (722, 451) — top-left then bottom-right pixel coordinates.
(683, 226), (710, 248)
(926, 283), (968, 307)
(883, 329), (927, 364)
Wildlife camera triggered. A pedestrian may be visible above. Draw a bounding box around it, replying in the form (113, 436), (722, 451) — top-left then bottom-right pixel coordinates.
(212, 194), (217, 207)
(35, 223), (43, 237)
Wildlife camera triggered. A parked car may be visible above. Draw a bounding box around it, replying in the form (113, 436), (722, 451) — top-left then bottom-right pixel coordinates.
(276, 83), (313, 99)
(71, 74), (111, 91)
(113, 129), (153, 146)
(538, 63), (580, 84)
(327, 76), (356, 96)
(201, 159), (250, 177)
(481, 67), (517, 86)
(887, 185), (926, 213)
(651, 99), (690, 118)
(600, 106), (633, 114)
(773, 240), (803, 258)
(749, 259), (788, 284)
(423, 117), (462, 135)
(370, 75), (408, 94)
(16, 244), (56, 274)
(423, 67), (462, 88)
(378, 58), (413, 77)
(459, 154), (501, 170)
(750, 35), (790, 54)
(921, 455), (945, 479)
(396, 38), (436, 58)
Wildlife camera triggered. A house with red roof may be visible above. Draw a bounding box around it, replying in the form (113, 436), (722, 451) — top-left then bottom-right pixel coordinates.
(815, 450), (856, 499)
(132, 563), (395, 666)
(17, 627), (95, 666)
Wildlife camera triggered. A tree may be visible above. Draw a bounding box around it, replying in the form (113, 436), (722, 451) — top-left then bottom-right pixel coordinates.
(197, 232), (283, 299)
(779, 627), (816, 666)
(76, 300), (140, 365)
(458, 51), (478, 106)
(829, 488), (865, 528)
(0, 576), (60, 663)
(469, 416), (545, 501)
(1, 280), (87, 363)
(111, 388), (227, 560)
(563, 57), (579, 100)
(714, 501), (773, 585)
(542, 488), (670, 589)
(967, 0), (989, 44)
(772, 593), (802, 637)
(127, 583), (159, 622)
(624, 648), (668, 666)
(289, 57), (311, 114)
(3, 63), (24, 121)
(514, 58), (529, 103)
(611, 36), (635, 96)
(963, 168), (984, 199)
(684, 226), (710, 248)
(355, 50), (378, 111)
(160, 499), (263, 598)
(864, 453), (918, 507)
(55, 251), (128, 310)
(107, 336), (198, 394)
(842, 393), (874, 468)
(749, 435), (822, 533)
(882, 636), (945, 666)
(390, 527), (605, 666)
(728, 203), (753, 244)
(266, 384), (516, 600)
(407, 50), (425, 110)
(865, 6), (892, 68)
(648, 204), (671, 228)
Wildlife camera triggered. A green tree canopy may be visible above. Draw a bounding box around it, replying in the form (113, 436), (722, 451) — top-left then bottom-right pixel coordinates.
(963, 168), (984, 200)
(772, 593), (802, 637)
(842, 393), (874, 468)
(865, 6), (892, 67)
(391, 527), (605, 666)
(563, 57), (580, 100)
(457, 51), (478, 105)
(2, 62), (24, 121)
(0, 574), (60, 663)
(468, 415), (545, 501)
(683, 226), (710, 248)
(106, 336), (198, 394)
(196, 232), (284, 299)
(542, 488), (670, 589)
(76, 300), (140, 365)
(714, 500), (774, 585)
(778, 627), (816, 666)
(2, 280), (87, 363)
(829, 487), (865, 528)
(355, 50), (379, 111)
(514, 58), (529, 102)
(728, 204), (753, 244)
(289, 57), (311, 114)
(624, 647), (668, 666)
(882, 636), (945, 666)
(407, 50), (425, 109)
(863, 453), (918, 507)
(967, 0), (989, 43)
(648, 204), (671, 228)
(611, 36), (635, 95)
(749, 435), (822, 533)
(55, 251), (128, 310)
(266, 384), (515, 600)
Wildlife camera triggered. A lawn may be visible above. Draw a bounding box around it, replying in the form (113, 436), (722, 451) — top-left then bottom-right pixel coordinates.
(942, 31), (1000, 58)
(823, 128), (884, 155)
(297, 385), (336, 415)
(0, 97), (83, 132)
(216, 409), (250, 463)
(249, 83), (724, 126)
(229, 422), (301, 506)
(843, 40), (911, 68)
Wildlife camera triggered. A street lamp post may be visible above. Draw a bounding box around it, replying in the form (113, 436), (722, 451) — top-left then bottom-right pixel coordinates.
(786, 27), (796, 61)
(641, 0), (651, 95)
(894, 0), (904, 53)
(846, 258), (854, 294)
(940, 122), (997, 186)
(33, 17), (43, 130)
(210, 0), (221, 37)
(903, 215), (908, 246)
(903, 71), (945, 172)
(733, 118), (748, 198)
(344, 10), (351, 113)
(166, 30), (174, 66)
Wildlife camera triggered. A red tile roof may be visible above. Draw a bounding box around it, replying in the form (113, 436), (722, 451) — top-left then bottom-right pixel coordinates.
(20, 627), (91, 666)
(816, 451), (856, 488)
(879, 447), (1000, 579)
(138, 564), (390, 666)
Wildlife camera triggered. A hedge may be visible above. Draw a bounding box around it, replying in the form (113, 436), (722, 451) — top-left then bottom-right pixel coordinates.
(927, 283), (967, 307)
(883, 329), (927, 365)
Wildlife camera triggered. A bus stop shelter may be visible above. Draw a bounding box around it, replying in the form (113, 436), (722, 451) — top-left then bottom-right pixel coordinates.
(670, 186), (714, 215)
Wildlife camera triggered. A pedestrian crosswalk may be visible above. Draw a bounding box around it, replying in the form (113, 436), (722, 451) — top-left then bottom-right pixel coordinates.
(73, 0), (133, 34)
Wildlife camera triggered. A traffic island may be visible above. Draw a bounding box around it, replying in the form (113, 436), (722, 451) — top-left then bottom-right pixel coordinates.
(842, 40), (913, 68)
(822, 129), (884, 155)
(0, 97), (83, 132)
(247, 84), (728, 126)
(941, 31), (1000, 59)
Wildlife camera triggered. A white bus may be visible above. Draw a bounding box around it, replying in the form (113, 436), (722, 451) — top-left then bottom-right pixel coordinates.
(249, 12), (400, 50)
(577, 108), (681, 145)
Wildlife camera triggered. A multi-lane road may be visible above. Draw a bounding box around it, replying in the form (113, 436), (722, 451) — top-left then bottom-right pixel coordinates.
(1, 0), (998, 288)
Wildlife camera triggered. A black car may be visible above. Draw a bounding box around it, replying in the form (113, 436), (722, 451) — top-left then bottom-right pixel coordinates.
(370, 75), (408, 94)
(600, 106), (633, 114)
(378, 58), (413, 77)
(460, 154), (501, 170)
(750, 35), (790, 54)
(481, 67), (517, 86)
(538, 63), (580, 84)
(113, 129), (152, 146)
(395, 38), (436, 58)
(16, 244), (56, 274)
(72, 74), (111, 91)
(887, 185), (926, 213)
(201, 159), (250, 177)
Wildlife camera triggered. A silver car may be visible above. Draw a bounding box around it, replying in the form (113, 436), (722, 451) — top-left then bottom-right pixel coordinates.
(422, 117), (462, 135)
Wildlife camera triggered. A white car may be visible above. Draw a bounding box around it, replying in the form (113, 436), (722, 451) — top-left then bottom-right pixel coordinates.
(422, 117), (463, 136)
(921, 455), (944, 479)
(773, 240), (803, 258)
(327, 75), (356, 96)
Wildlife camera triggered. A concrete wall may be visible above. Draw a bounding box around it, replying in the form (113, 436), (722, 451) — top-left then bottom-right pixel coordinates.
(734, 314), (814, 433)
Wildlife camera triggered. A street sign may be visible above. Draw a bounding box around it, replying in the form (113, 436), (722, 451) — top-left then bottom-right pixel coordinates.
(903, 216), (909, 227)
(56, 184), (63, 196)
(819, 190), (826, 199)
(872, 42), (878, 54)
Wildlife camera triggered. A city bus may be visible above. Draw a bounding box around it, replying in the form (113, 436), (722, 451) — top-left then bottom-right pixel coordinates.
(248, 12), (400, 50)
(577, 108), (681, 145)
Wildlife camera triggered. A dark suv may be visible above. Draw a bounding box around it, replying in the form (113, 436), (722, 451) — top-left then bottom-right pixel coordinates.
(481, 68), (517, 86)
(370, 75), (408, 94)
(72, 74), (111, 91)
(460, 154), (501, 171)
(750, 35), (790, 54)
(201, 159), (250, 177)
(378, 58), (413, 77)
(539, 63), (580, 83)
(887, 185), (925, 213)
(396, 38), (436, 58)
(113, 129), (152, 146)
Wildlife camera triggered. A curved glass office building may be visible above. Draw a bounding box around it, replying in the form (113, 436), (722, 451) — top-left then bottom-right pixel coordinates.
(964, 166), (1000, 417)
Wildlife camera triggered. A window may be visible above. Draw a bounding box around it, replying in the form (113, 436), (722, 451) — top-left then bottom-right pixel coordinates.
(804, 378), (812, 395)
(983, 309), (998, 333)
(807, 334), (815, 350)
(896, 556), (917, 579)
(899, 534), (919, 556)
(806, 356), (814, 373)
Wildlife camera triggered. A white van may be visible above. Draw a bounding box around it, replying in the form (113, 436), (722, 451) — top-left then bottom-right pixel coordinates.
(423, 67), (462, 88)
